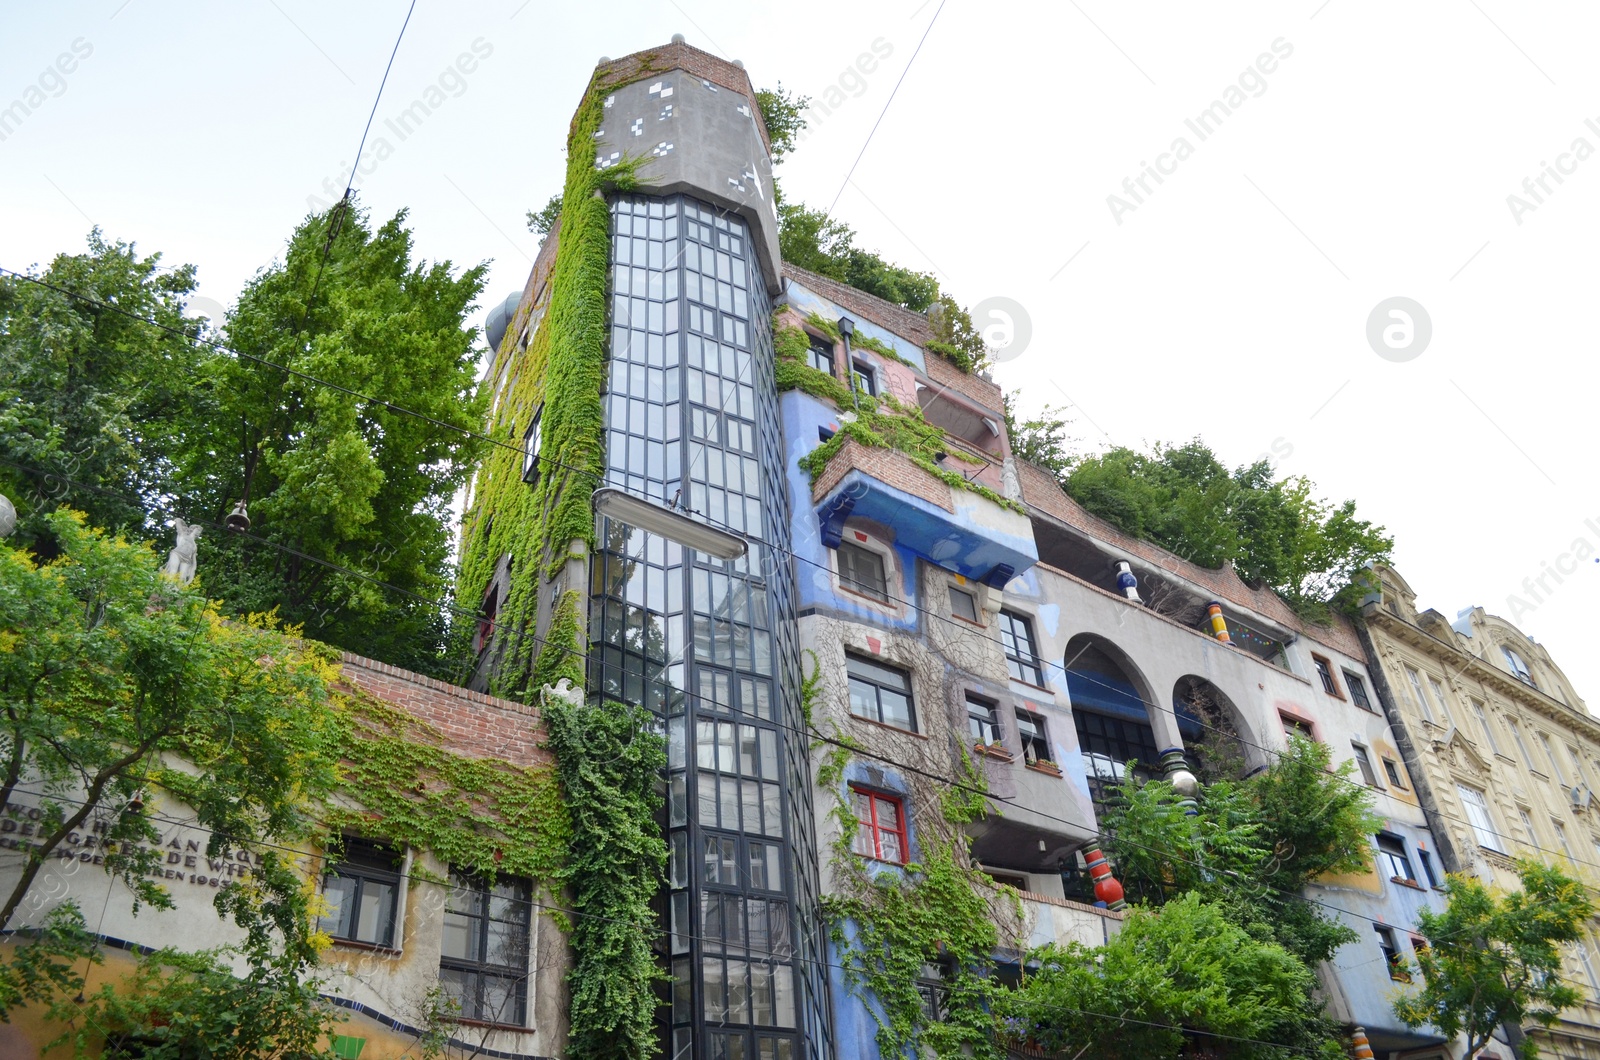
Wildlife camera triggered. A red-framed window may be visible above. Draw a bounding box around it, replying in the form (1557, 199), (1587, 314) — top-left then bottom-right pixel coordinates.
(850, 787), (906, 864)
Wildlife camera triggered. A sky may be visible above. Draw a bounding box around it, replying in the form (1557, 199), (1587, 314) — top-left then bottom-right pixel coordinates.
(3, 1), (1596, 698)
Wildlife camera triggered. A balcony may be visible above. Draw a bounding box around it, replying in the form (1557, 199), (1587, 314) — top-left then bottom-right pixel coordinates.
(811, 437), (1038, 588)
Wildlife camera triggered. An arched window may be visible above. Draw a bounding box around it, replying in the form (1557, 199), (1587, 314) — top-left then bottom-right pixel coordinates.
(1064, 636), (1158, 809)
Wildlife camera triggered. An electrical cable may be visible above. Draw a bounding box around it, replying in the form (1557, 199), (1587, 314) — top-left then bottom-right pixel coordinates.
(824, 0), (949, 217)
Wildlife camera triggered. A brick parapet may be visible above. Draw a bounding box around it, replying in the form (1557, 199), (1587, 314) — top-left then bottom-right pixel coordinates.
(337, 652), (551, 768)
(810, 437), (954, 514)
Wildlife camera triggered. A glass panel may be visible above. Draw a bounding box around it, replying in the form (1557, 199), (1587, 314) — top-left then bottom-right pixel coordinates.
(319, 874), (356, 939)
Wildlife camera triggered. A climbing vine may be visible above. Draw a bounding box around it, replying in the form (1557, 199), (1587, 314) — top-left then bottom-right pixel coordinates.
(327, 691), (569, 884)
(808, 652), (1018, 1059)
(454, 65), (648, 701)
(543, 692), (667, 1060)
(775, 311), (1023, 515)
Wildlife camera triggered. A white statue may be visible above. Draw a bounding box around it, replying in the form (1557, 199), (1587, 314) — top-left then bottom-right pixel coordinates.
(163, 519), (201, 584)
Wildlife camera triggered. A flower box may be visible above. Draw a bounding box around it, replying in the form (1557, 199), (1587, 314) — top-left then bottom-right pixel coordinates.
(973, 741), (1014, 762)
(1026, 758), (1062, 777)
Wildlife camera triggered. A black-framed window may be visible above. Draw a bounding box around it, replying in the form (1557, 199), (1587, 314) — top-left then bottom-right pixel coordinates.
(522, 405), (542, 483)
(1375, 925), (1409, 981)
(475, 584), (498, 655)
(1383, 757), (1407, 789)
(1377, 834), (1415, 882)
(851, 360), (876, 397)
(1281, 715), (1315, 742)
(441, 869), (532, 1026)
(1017, 710), (1051, 766)
(1344, 671), (1373, 711)
(837, 542), (888, 602)
(846, 653), (915, 731)
(1312, 654), (1340, 696)
(806, 336), (834, 376)
(1417, 848), (1439, 888)
(1075, 710), (1160, 788)
(999, 609), (1044, 685)
(949, 586), (979, 623)
(1352, 744), (1380, 787)
(916, 961), (950, 1022)
(319, 838), (401, 948)
(967, 695), (1001, 745)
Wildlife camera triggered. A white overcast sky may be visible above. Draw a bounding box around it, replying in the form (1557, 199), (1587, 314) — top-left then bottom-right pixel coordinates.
(3, 2), (1597, 699)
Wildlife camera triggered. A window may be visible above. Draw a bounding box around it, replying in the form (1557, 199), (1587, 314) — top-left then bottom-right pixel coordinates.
(847, 653), (915, 731)
(1569, 745), (1592, 790)
(319, 838), (401, 948)
(1377, 834), (1416, 883)
(1507, 717), (1534, 765)
(1345, 671), (1374, 712)
(1376, 925), (1409, 981)
(1503, 645), (1537, 687)
(999, 609), (1044, 686)
(1554, 821), (1576, 862)
(521, 406), (542, 483)
(1403, 666), (1434, 723)
(837, 542), (889, 602)
(1457, 784), (1506, 853)
(1282, 715), (1315, 743)
(850, 787), (906, 863)
(967, 695), (1001, 746)
(916, 962), (949, 1022)
(1579, 942), (1600, 999)
(1519, 808), (1540, 848)
(852, 360), (877, 397)
(1418, 848), (1439, 888)
(949, 586), (979, 623)
(441, 869), (531, 1026)
(1383, 757), (1407, 789)
(805, 335), (834, 376)
(1539, 732), (1568, 787)
(1313, 654), (1341, 697)
(1017, 710), (1052, 767)
(1426, 676), (1454, 725)
(1352, 744), (1381, 787)
(1470, 699), (1501, 754)
(475, 584), (498, 655)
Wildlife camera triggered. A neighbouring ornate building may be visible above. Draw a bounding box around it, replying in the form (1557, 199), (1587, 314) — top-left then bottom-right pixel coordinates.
(1360, 565), (1600, 1059)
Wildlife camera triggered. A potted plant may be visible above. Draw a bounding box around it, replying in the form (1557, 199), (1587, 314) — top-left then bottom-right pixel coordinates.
(1027, 757), (1062, 776)
(973, 740), (1013, 762)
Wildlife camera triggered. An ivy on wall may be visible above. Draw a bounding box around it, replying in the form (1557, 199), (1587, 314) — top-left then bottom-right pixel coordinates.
(809, 655), (1017, 1060)
(452, 60), (672, 1060)
(327, 691), (569, 884)
(774, 313), (1023, 516)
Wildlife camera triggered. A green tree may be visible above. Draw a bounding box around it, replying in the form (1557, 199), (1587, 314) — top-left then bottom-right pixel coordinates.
(527, 194), (562, 242)
(995, 893), (1343, 1060)
(1394, 861), (1595, 1060)
(0, 230), (208, 542)
(1059, 439), (1392, 620)
(1003, 394), (1076, 482)
(177, 198), (488, 673)
(1102, 736), (1380, 966)
(0, 509), (343, 1051)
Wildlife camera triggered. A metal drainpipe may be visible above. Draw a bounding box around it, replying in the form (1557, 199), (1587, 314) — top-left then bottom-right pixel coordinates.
(838, 315), (858, 410)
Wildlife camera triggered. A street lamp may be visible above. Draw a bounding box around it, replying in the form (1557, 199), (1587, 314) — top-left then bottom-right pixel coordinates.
(591, 488), (748, 560)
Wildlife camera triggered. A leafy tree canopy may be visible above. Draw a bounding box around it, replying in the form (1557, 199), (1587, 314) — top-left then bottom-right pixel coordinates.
(0, 509), (344, 1052)
(527, 193), (562, 242)
(1101, 736), (1381, 966)
(996, 893), (1343, 1060)
(0, 230), (207, 541)
(1043, 438), (1392, 620)
(1395, 860), (1595, 1060)
(177, 199), (488, 673)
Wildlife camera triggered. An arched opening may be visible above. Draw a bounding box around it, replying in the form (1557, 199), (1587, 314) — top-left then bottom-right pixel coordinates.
(1063, 634), (1164, 812)
(1172, 675), (1249, 781)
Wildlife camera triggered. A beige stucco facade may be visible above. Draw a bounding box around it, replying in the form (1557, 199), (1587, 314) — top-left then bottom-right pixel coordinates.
(1361, 564), (1600, 1059)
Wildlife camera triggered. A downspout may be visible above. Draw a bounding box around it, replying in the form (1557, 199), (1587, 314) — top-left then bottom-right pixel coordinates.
(838, 315), (858, 410)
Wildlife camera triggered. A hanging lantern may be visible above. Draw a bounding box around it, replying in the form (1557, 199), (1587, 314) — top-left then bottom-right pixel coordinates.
(224, 500), (251, 533)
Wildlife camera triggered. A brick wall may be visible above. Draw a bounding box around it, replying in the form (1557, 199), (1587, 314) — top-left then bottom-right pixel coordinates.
(810, 436), (954, 513)
(1015, 460), (1365, 658)
(337, 652), (551, 768)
